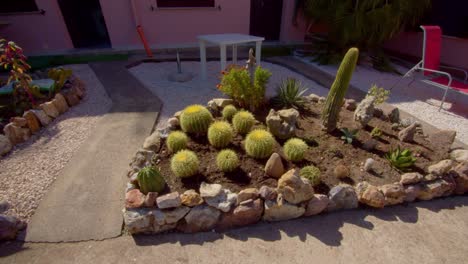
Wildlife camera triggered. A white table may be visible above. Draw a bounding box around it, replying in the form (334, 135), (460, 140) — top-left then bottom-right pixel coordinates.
(197, 33), (265, 79)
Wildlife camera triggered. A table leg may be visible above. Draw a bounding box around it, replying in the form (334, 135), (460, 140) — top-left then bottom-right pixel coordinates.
(199, 40), (207, 80)
(232, 44), (237, 64)
(220, 44), (227, 72)
(255, 41), (262, 66)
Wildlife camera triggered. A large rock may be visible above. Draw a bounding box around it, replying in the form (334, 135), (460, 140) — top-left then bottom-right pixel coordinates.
(354, 96), (376, 127)
(355, 182), (385, 208)
(0, 214), (26, 240)
(23, 110), (41, 133)
(30, 109), (52, 126)
(379, 183), (405, 205)
(264, 153), (285, 178)
(204, 189), (237, 212)
(398, 123), (417, 142)
(404, 184), (422, 202)
(0, 135), (12, 156)
(419, 179), (455, 199)
(259, 185), (277, 201)
(62, 90), (80, 106)
(142, 131), (161, 152)
(123, 208), (152, 234)
(237, 188), (259, 205)
(156, 192), (181, 209)
(125, 189), (145, 209)
(427, 160), (453, 176)
(179, 205), (221, 233)
(207, 98), (233, 112)
(3, 123), (31, 145)
(450, 149), (468, 163)
(304, 194), (329, 216)
(0, 200), (10, 213)
(40, 101), (60, 118)
(277, 169), (314, 204)
(453, 162), (468, 194)
(263, 195), (305, 221)
(266, 108), (299, 139)
(52, 93), (69, 114)
(199, 182), (223, 198)
(328, 185), (358, 210)
(216, 199), (264, 230)
(180, 189), (204, 207)
(11, 117), (27, 127)
(144, 192), (158, 207)
(153, 206), (190, 233)
(384, 107), (400, 123)
(400, 172), (424, 185)
(428, 130), (456, 160)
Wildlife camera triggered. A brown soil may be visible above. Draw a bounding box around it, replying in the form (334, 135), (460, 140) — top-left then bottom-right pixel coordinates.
(157, 101), (438, 195)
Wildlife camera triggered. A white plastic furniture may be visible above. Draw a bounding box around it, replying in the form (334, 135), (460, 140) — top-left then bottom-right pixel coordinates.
(197, 33), (265, 79)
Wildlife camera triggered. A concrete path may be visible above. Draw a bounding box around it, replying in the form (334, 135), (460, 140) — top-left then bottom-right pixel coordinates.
(24, 62), (162, 242)
(3, 196), (468, 263)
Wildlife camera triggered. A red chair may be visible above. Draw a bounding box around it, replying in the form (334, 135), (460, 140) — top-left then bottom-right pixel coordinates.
(402, 25), (468, 110)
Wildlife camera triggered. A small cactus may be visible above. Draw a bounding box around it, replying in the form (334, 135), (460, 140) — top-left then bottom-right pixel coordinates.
(137, 166), (166, 194)
(283, 138), (308, 162)
(166, 131), (189, 153)
(245, 129), (275, 159)
(171, 150), (200, 178)
(180, 104), (213, 134)
(216, 149), (240, 172)
(232, 110), (256, 134)
(300, 165), (321, 186)
(222, 105), (238, 122)
(208, 121), (234, 148)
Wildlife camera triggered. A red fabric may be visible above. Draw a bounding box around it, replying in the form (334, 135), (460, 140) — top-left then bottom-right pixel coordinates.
(430, 76), (468, 93)
(421, 25), (442, 76)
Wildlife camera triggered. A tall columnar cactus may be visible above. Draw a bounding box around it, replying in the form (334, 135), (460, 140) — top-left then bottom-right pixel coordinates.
(137, 166), (166, 194)
(180, 104), (214, 134)
(321, 47), (359, 132)
(208, 121), (234, 148)
(245, 129), (276, 159)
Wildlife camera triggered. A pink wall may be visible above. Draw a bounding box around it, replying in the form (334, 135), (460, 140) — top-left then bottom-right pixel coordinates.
(0, 0), (73, 54)
(279, 0), (306, 42)
(385, 31), (468, 70)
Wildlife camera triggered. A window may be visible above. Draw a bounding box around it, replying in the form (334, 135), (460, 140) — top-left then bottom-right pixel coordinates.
(0, 0), (39, 13)
(157, 0), (215, 8)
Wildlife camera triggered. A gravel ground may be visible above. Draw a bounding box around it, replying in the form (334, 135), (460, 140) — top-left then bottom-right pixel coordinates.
(129, 61), (329, 130)
(0, 64), (112, 222)
(297, 57), (468, 144)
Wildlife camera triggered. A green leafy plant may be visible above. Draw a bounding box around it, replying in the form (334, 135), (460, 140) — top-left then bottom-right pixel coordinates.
(137, 166), (166, 194)
(385, 147), (417, 171)
(48, 67), (72, 93)
(321, 48), (359, 132)
(367, 85), (390, 105)
(216, 149), (240, 172)
(232, 110), (256, 135)
(245, 129), (276, 159)
(271, 78), (308, 109)
(370, 127), (382, 138)
(166, 131), (189, 153)
(222, 104), (238, 122)
(217, 65), (271, 111)
(171, 150), (200, 178)
(208, 121), (234, 148)
(283, 138), (308, 162)
(340, 128), (358, 144)
(300, 165), (321, 186)
(179, 104), (213, 134)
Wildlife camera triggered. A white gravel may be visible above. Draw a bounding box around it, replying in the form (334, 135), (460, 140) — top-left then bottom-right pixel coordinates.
(297, 57), (468, 145)
(0, 64), (112, 222)
(129, 61), (329, 130)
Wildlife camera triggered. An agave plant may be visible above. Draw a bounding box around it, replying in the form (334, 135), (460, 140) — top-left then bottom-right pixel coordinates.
(385, 147), (417, 171)
(340, 128), (358, 144)
(271, 78), (308, 109)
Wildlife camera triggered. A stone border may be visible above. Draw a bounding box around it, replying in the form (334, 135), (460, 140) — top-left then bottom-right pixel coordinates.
(0, 76), (86, 156)
(123, 98), (468, 235)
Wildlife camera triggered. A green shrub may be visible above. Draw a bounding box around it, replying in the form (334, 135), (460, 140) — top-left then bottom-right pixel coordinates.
(232, 110), (256, 135)
(222, 105), (238, 122)
(179, 104), (213, 134)
(284, 138), (308, 162)
(218, 65), (271, 111)
(367, 84), (390, 105)
(340, 128), (358, 144)
(166, 131), (189, 153)
(137, 166), (166, 194)
(300, 165), (321, 186)
(216, 149), (240, 172)
(385, 147), (417, 171)
(48, 67), (72, 93)
(245, 129), (275, 159)
(208, 121), (234, 148)
(171, 150), (200, 178)
(271, 78), (308, 109)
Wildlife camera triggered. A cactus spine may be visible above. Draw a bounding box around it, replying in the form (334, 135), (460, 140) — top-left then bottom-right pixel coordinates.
(216, 149), (240, 172)
(180, 104), (213, 134)
(321, 47), (359, 132)
(208, 121), (234, 148)
(137, 166), (166, 194)
(166, 131), (189, 153)
(245, 129), (276, 159)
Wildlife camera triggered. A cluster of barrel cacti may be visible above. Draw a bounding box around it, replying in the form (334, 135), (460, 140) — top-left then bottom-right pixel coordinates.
(208, 121), (234, 148)
(216, 149), (239, 172)
(283, 138), (308, 162)
(245, 129), (276, 159)
(232, 110), (256, 134)
(180, 104), (213, 134)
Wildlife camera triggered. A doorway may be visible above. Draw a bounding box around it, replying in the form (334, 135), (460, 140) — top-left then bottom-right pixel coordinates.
(250, 0), (283, 40)
(58, 0), (111, 49)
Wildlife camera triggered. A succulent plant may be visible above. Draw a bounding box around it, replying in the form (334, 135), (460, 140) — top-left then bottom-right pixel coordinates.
(245, 129), (276, 159)
(208, 121), (234, 148)
(216, 149), (240, 172)
(222, 105), (238, 122)
(385, 147), (417, 171)
(179, 104), (213, 134)
(271, 78), (308, 109)
(171, 150), (200, 178)
(370, 127), (382, 138)
(340, 128), (358, 144)
(48, 67), (73, 92)
(232, 110), (256, 134)
(300, 165), (321, 186)
(284, 138), (308, 162)
(166, 131), (189, 153)
(137, 166), (166, 194)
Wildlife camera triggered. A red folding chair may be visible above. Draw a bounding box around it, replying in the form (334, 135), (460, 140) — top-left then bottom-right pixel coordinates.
(402, 25), (468, 111)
